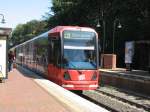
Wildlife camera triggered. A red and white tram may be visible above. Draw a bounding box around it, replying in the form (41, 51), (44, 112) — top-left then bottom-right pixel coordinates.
(14, 26), (100, 90)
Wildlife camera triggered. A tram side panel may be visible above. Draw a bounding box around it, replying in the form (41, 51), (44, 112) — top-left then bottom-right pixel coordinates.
(15, 35), (49, 77)
(34, 36), (49, 76)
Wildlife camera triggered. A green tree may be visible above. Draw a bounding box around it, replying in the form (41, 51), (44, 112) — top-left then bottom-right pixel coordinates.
(11, 0), (150, 67)
(45, 0), (150, 67)
(11, 20), (47, 46)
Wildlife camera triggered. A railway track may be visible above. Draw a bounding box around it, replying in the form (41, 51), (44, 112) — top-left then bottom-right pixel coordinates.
(79, 93), (118, 112)
(81, 86), (150, 112)
(96, 88), (150, 111)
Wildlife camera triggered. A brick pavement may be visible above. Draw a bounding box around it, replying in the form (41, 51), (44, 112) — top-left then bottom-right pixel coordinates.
(0, 69), (72, 112)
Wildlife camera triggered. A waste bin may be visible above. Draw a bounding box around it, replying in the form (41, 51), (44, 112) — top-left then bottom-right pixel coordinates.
(101, 54), (116, 69)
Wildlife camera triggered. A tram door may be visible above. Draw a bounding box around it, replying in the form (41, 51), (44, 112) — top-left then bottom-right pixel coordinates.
(48, 38), (61, 83)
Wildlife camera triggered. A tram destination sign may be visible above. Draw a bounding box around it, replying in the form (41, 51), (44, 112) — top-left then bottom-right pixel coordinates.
(64, 31), (95, 40)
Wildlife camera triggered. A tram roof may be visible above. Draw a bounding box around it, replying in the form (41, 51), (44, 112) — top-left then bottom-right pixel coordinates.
(48, 26), (96, 34)
(12, 26), (97, 49)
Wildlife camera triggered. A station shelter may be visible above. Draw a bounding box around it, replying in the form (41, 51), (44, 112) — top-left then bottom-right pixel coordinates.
(0, 27), (12, 82)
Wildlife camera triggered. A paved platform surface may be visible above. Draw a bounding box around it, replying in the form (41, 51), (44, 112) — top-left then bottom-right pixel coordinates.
(0, 69), (72, 112)
(100, 68), (149, 76)
(100, 68), (150, 80)
(99, 68), (150, 96)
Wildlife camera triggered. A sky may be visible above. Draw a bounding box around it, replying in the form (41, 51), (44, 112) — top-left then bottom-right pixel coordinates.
(0, 0), (51, 29)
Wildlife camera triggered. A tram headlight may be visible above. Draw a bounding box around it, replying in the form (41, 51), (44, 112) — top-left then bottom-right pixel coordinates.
(64, 72), (71, 80)
(91, 72), (97, 80)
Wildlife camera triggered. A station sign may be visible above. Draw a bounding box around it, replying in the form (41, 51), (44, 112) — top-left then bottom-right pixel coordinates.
(125, 41), (134, 64)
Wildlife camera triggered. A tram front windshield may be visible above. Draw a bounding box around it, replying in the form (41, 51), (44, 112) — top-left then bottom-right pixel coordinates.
(63, 30), (97, 70)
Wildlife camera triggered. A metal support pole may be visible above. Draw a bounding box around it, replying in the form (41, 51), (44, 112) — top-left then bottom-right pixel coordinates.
(102, 20), (106, 53)
(112, 18), (122, 54)
(102, 11), (106, 68)
(112, 21), (116, 54)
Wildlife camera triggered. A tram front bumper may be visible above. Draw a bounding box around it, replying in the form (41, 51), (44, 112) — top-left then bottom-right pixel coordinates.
(62, 81), (98, 90)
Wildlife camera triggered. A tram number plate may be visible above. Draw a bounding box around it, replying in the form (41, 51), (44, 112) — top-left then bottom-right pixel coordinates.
(78, 74), (85, 80)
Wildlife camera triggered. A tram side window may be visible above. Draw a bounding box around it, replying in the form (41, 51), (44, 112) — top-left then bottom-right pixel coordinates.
(53, 39), (61, 66)
(48, 39), (54, 64)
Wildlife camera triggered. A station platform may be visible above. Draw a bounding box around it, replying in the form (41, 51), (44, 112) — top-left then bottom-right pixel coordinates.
(0, 67), (108, 112)
(99, 68), (150, 95)
(100, 68), (150, 82)
(100, 68), (150, 77)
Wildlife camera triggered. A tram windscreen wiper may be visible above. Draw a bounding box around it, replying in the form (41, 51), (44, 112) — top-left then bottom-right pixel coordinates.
(68, 62), (78, 69)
